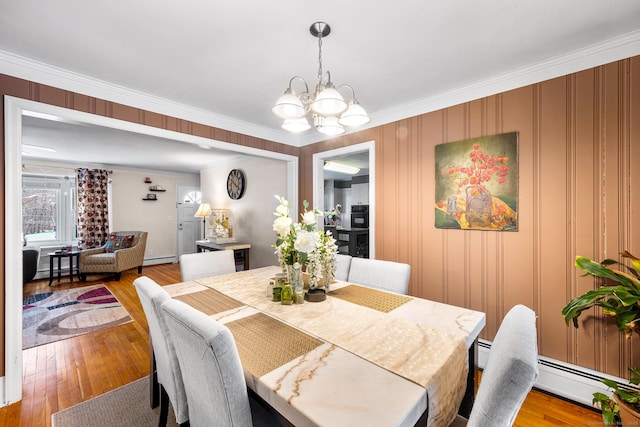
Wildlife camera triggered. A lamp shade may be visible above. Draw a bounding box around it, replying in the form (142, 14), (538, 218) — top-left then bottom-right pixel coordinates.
(194, 203), (212, 218)
(315, 115), (346, 136)
(282, 117), (311, 132)
(311, 86), (347, 116)
(272, 91), (306, 119)
(338, 102), (371, 127)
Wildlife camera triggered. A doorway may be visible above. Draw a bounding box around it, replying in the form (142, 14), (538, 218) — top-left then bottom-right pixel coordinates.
(312, 140), (375, 259)
(177, 185), (201, 257)
(4, 96), (299, 406)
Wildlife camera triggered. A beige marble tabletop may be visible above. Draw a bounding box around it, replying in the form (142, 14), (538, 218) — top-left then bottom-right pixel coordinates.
(165, 266), (485, 427)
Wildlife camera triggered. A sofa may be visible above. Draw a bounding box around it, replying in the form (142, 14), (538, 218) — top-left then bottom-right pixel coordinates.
(79, 231), (148, 281)
(23, 246), (40, 284)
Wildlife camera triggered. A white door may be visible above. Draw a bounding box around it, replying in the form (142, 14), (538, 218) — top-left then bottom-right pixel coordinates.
(177, 185), (201, 257)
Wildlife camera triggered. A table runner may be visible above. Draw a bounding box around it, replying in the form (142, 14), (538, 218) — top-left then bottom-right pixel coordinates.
(174, 288), (243, 315)
(195, 270), (467, 427)
(330, 284), (412, 313)
(226, 312), (323, 378)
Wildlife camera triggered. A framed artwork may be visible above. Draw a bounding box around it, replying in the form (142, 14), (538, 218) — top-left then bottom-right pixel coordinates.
(434, 131), (518, 231)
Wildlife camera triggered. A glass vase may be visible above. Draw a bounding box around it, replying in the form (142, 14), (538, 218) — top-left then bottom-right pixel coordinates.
(322, 262), (335, 291)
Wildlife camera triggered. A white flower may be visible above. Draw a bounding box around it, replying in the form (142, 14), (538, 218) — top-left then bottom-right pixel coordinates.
(301, 210), (317, 225)
(275, 204), (289, 217)
(294, 230), (319, 253)
(273, 216), (292, 236)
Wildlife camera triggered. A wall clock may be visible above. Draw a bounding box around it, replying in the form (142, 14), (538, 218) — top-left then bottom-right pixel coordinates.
(227, 169), (246, 200)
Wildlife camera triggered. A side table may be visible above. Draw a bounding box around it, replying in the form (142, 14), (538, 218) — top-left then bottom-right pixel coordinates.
(195, 240), (251, 271)
(48, 250), (81, 286)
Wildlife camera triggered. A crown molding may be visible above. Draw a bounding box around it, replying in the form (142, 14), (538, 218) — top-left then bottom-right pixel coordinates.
(0, 50), (293, 145)
(2, 29), (639, 148)
(371, 29), (640, 130)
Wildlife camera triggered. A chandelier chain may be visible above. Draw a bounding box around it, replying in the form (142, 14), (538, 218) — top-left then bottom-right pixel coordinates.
(317, 36), (323, 82)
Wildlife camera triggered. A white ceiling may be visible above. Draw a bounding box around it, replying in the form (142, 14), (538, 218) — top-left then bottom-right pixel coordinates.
(2, 0), (640, 173)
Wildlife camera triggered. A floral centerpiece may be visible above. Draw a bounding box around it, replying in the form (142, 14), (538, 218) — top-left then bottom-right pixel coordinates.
(272, 195), (338, 297)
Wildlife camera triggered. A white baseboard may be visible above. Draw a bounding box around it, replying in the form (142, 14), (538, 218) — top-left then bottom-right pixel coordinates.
(0, 376), (5, 407)
(478, 339), (629, 408)
(143, 256), (176, 266)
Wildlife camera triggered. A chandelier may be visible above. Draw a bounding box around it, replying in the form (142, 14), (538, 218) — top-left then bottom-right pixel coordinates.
(272, 22), (371, 136)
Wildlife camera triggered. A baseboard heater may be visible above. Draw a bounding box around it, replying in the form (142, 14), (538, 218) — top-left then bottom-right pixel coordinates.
(477, 339), (633, 408)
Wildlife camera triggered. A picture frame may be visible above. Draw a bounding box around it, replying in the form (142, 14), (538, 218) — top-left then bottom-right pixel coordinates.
(434, 131), (518, 231)
(146, 193), (157, 200)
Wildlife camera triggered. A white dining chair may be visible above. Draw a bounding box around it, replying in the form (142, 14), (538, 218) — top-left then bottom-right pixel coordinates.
(160, 298), (255, 427)
(451, 304), (539, 427)
(347, 257), (411, 295)
(179, 249), (236, 281)
(133, 276), (189, 427)
(334, 254), (352, 281)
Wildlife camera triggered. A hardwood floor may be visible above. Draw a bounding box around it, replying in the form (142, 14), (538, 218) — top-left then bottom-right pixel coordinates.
(2, 263), (603, 426)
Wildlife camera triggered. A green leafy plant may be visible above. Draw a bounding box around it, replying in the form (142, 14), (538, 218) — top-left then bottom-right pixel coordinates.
(562, 251), (640, 425)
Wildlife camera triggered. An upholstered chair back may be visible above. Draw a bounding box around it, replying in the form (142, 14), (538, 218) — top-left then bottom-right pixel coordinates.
(465, 304), (539, 427)
(179, 250), (236, 282)
(133, 277), (189, 424)
(347, 257), (411, 295)
(161, 298), (253, 427)
(334, 254), (352, 281)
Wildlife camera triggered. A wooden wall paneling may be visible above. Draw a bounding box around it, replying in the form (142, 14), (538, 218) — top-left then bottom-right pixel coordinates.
(378, 122), (400, 261)
(442, 104), (467, 309)
(572, 68), (599, 370)
(537, 76), (571, 360)
(465, 100), (487, 313)
(396, 119), (413, 265)
(418, 112), (446, 303)
(413, 116), (426, 297)
(32, 84), (66, 108)
(401, 118), (418, 292)
(70, 93), (94, 114)
(478, 95), (502, 337)
(299, 144), (315, 210)
(500, 88), (533, 316)
(602, 61), (626, 377)
(629, 57), (640, 371)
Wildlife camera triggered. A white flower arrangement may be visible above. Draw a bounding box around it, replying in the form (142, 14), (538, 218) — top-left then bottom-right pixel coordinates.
(272, 195), (338, 288)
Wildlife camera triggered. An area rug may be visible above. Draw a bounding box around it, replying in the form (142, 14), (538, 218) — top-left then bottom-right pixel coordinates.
(23, 285), (132, 349)
(51, 376), (178, 427)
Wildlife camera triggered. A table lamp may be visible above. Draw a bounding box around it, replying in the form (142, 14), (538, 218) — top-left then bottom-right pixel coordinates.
(194, 203), (212, 240)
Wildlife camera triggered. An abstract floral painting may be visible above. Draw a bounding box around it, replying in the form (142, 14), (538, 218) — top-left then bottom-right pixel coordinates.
(435, 132), (518, 231)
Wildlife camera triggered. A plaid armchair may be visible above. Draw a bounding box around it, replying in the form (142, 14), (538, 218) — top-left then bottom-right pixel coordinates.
(79, 231), (148, 281)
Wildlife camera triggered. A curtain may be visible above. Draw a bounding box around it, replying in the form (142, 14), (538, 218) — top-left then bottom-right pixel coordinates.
(77, 168), (110, 249)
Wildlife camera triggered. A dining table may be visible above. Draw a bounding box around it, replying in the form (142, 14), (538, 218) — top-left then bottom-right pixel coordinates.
(163, 266), (485, 427)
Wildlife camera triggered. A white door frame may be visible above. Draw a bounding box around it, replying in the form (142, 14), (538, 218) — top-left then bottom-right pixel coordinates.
(312, 140), (375, 259)
(176, 184), (201, 258)
(3, 96), (298, 406)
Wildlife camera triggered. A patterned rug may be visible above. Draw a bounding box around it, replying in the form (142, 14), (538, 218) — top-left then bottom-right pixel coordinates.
(23, 285), (132, 349)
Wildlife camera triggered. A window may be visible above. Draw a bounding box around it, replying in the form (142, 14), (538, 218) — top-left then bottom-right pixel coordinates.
(183, 190), (202, 204)
(22, 174), (77, 246)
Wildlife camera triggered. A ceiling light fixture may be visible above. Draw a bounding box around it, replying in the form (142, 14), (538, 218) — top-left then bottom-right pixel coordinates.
(323, 161), (360, 175)
(22, 144), (57, 154)
(273, 22), (371, 136)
